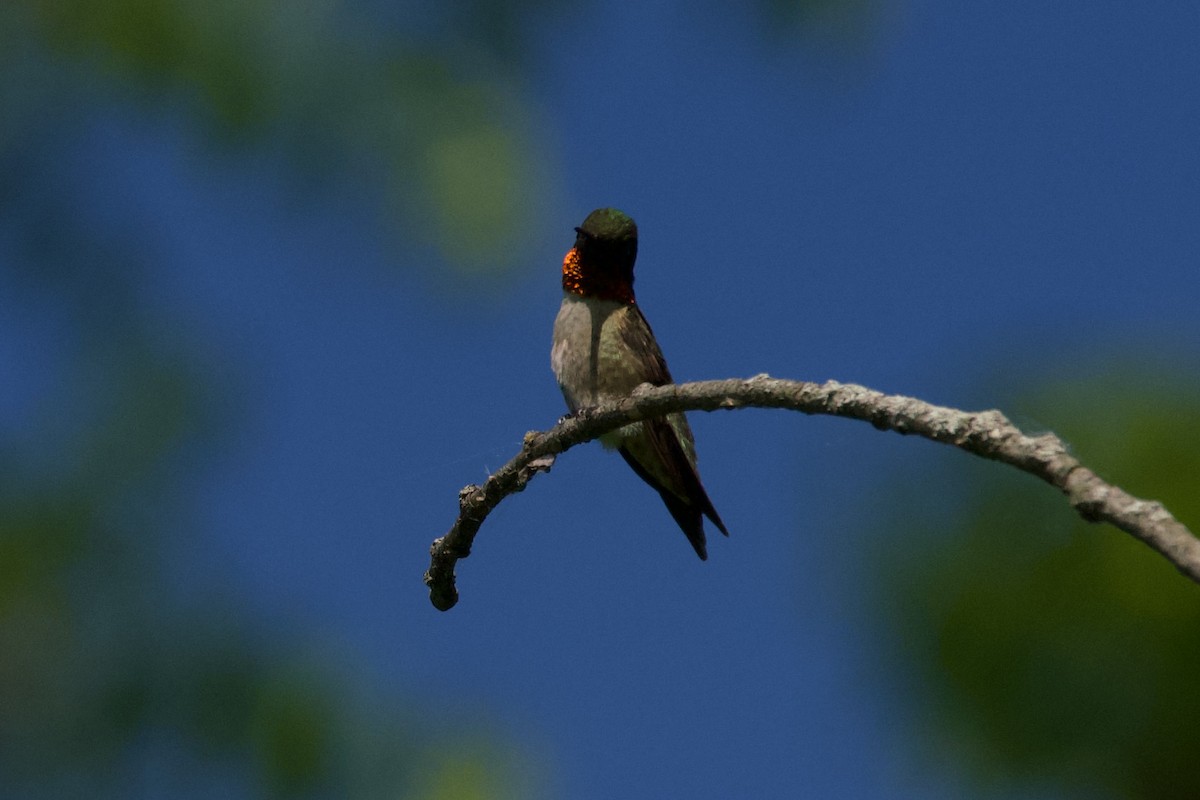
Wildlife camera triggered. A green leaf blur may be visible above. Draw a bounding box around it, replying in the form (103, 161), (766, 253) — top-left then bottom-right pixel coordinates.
(871, 370), (1200, 799)
(13, 0), (555, 280)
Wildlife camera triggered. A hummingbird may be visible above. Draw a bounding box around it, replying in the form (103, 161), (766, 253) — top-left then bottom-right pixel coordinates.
(550, 207), (729, 559)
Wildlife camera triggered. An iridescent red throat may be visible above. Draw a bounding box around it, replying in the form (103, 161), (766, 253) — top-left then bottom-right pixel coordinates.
(561, 247), (635, 304)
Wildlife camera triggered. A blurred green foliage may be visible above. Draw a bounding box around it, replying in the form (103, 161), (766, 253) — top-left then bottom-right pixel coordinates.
(0, 180), (526, 796)
(11, 0), (558, 279)
(871, 369), (1200, 799)
(0, 0), (564, 793)
(760, 0), (883, 43)
(0, 0), (878, 795)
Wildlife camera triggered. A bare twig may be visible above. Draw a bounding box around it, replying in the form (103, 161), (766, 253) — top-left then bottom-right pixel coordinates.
(424, 375), (1199, 610)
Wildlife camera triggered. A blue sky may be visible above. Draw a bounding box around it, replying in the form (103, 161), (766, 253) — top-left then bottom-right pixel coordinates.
(7, 1), (1199, 797)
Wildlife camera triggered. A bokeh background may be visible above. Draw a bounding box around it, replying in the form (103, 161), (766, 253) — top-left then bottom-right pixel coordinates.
(2, 1), (1199, 797)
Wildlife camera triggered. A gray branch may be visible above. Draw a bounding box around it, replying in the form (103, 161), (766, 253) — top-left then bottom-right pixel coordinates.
(424, 375), (1199, 611)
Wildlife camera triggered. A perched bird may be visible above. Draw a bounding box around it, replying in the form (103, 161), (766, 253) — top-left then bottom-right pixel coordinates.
(550, 208), (728, 559)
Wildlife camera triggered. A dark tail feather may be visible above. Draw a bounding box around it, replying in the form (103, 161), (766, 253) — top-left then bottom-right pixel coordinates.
(702, 495), (729, 538)
(657, 488), (710, 560)
(618, 446), (727, 560)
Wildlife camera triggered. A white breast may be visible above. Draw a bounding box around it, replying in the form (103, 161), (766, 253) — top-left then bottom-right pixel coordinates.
(551, 293), (626, 411)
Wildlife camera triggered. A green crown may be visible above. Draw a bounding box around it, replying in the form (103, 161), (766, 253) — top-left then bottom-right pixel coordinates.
(579, 208), (638, 243)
